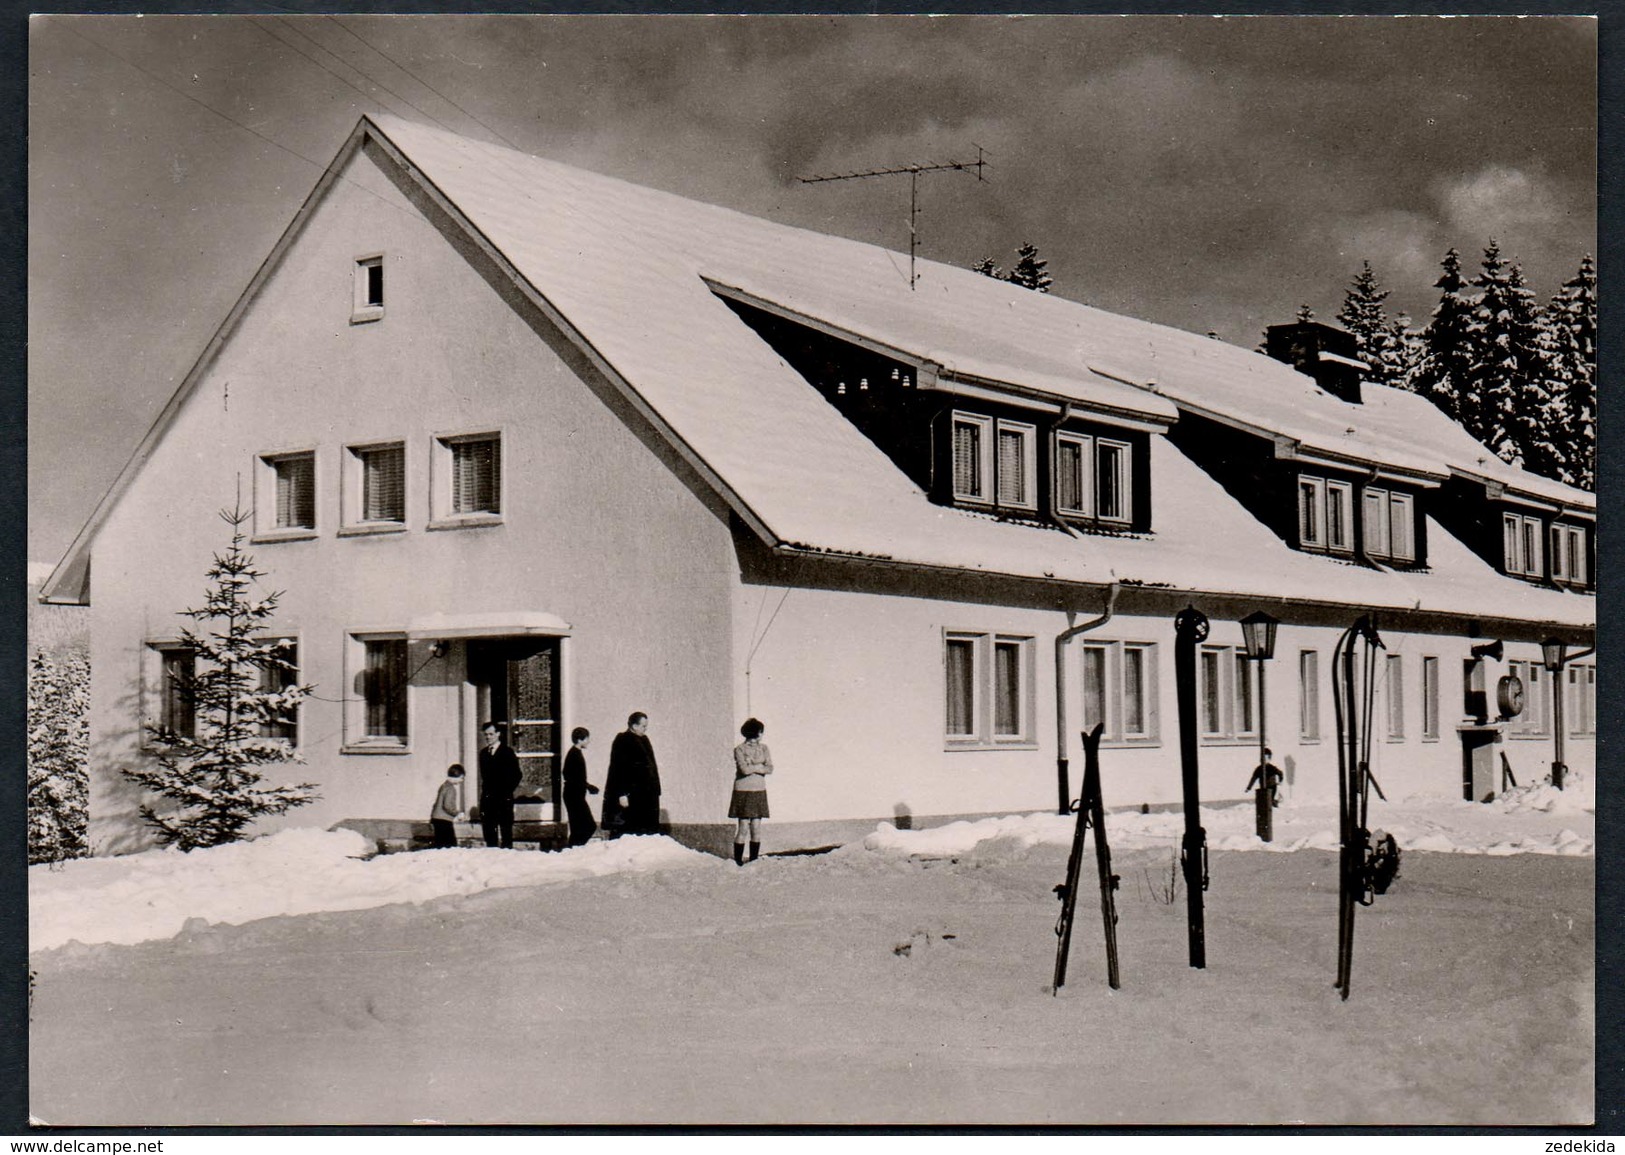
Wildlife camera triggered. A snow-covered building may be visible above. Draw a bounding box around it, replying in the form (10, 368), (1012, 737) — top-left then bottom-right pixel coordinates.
(43, 115), (1596, 855)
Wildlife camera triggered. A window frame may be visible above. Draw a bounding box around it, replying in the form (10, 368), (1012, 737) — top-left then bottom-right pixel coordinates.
(1567, 663), (1596, 737)
(943, 630), (1037, 749)
(1549, 523), (1590, 588)
(1420, 655), (1440, 741)
(1095, 437), (1133, 525)
(257, 636), (302, 747)
(1079, 639), (1160, 747)
(341, 439), (409, 535)
(1503, 511), (1545, 579)
(1299, 649), (1321, 742)
(352, 253), (384, 324)
(1298, 473), (1356, 556)
(343, 632), (412, 753)
(950, 412), (995, 505)
(1054, 431), (1094, 518)
(1198, 643), (1260, 744)
(1384, 653), (1405, 741)
(994, 419), (1038, 512)
(430, 430), (504, 529)
(144, 640), (197, 746)
(253, 448), (319, 542)
(1363, 485), (1416, 563)
(1506, 659), (1551, 738)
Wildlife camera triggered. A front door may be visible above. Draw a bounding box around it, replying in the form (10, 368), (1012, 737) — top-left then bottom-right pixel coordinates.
(469, 638), (562, 821)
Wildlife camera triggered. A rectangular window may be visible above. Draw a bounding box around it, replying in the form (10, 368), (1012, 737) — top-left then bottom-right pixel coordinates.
(944, 631), (1033, 745)
(1550, 524), (1589, 587)
(1421, 656), (1439, 740)
(945, 636), (977, 738)
(151, 645), (196, 740)
(1503, 512), (1547, 578)
(260, 451), (316, 532)
(353, 255), (384, 322)
(364, 638), (408, 743)
(1055, 433), (1092, 516)
(993, 421), (1037, 510)
(258, 640), (299, 745)
(1299, 650), (1320, 740)
(1363, 486), (1416, 561)
(1081, 640), (1159, 744)
(1568, 664), (1596, 736)
(951, 414), (993, 502)
(1507, 660), (1550, 737)
(1096, 439), (1130, 523)
(1299, 477), (1323, 547)
(1385, 654), (1404, 740)
(1200, 645), (1258, 741)
(359, 444), (405, 523)
(1326, 480), (1353, 552)
(432, 432), (503, 525)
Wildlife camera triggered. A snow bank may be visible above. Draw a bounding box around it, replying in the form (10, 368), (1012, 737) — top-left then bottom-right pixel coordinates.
(30, 778), (1592, 952)
(29, 829), (715, 951)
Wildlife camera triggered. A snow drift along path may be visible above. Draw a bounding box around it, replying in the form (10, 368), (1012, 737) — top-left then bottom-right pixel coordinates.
(30, 777), (1591, 952)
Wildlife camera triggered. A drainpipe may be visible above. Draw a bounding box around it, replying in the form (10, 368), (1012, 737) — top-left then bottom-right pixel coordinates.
(1054, 583), (1119, 814)
(1551, 643), (1594, 790)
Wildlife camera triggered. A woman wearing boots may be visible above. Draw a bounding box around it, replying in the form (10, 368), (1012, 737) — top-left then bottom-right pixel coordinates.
(729, 718), (772, 863)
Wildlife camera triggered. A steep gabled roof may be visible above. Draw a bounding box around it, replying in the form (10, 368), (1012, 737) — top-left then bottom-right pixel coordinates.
(44, 115), (1593, 633)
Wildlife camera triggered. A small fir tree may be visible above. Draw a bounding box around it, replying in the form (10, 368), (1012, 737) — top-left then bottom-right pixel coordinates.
(1006, 242), (1053, 293)
(28, 647), (90, 864)
(121, 505), (318, 850)
(1294, 303), (1316, 323)
(971, 256), (1003, 279)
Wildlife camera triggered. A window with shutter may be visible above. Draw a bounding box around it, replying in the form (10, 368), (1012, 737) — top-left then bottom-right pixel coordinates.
(265, 452), (316, 531)
(364, 638), (408, 742)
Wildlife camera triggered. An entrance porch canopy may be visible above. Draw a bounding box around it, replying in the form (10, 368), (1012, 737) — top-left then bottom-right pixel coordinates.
(405, 611), (572, 640)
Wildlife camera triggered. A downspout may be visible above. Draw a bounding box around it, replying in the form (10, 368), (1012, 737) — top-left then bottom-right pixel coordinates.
(1054, 582), (1119, 814)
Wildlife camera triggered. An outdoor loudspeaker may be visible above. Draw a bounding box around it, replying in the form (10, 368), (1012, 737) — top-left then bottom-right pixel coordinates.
(1470, 639), (1504, 662)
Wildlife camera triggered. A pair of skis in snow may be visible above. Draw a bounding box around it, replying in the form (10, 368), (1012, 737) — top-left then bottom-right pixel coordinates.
(1052, 722), (1120, 993)
(1332, 615), (1403, 1000)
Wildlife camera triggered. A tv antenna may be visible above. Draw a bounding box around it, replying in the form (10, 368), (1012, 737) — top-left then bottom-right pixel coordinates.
(799, 147), (989, 290)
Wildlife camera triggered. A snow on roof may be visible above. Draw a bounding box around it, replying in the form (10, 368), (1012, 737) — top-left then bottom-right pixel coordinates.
(359, 116), (1590, 629)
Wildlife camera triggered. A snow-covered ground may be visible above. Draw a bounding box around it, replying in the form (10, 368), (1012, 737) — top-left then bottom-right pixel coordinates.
(28, 779), (1594, 1127)
(30, 776), (1593, 952)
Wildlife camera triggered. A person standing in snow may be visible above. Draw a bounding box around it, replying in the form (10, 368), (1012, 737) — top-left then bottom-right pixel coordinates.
(603, 711), (662, 836)
(478, 721), (523, 849)
(561, 727), (600, 846)
(729, 717), (773, 864)
(429, 764), (467, 849)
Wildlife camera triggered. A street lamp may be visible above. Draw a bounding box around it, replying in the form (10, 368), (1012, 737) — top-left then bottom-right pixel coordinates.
(1241, 611), (1280, 840)
(1541, 637), (1568, 790)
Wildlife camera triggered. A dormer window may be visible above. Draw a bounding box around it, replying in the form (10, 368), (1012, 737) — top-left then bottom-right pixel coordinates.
(1362, 487), (1415, 563)
(952, 412), (1034, 510)
(1297, 475), (1353, 554)
(1055, 431), (1132, 525)
(1503, 511), (1545, 578)
(352, 254), (384, 323)
(1550, 523), (1589, 587)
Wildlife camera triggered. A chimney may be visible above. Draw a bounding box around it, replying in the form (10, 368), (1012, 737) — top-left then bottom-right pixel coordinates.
(1264, 320), (1367, 404)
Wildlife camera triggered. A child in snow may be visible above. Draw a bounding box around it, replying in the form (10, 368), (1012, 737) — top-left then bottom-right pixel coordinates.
(561, 727), (601, 846)
(430, 764), (467, 849)
(729, 718), (773, 864)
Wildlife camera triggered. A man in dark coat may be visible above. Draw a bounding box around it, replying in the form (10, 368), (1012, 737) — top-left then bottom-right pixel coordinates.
(603, 711), (662, 836)
(478, 721), (523, 848)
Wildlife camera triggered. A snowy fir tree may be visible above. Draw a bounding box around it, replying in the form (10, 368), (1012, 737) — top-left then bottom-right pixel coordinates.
(1294, 303), (1316, 323)
(1335, 262), (1411, 388)
(971, 256), (1003, 279)
(1541, 255), (1597, 489)
(121, 505), (318, 850)
(1414, 249), (1477, 427)
(1464, 242), (1549, 469)
(1007, 242), (1053, 292)
(28, 647), (90, 864)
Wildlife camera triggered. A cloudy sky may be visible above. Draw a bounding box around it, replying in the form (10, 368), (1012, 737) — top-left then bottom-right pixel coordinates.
(27, 13), (1597, 566)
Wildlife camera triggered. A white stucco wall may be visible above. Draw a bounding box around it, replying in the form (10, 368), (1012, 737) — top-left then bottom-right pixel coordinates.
(729, 583), (1596, 826)
(87, 142), (737, 853)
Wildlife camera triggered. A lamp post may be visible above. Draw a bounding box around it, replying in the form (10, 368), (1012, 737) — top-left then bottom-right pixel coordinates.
(1241, 611), (1280, 841)
(1541, 637), (1567, 790)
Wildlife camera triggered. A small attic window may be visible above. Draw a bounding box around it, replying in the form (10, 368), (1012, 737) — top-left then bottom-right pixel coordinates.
(352, 255), (384, 323)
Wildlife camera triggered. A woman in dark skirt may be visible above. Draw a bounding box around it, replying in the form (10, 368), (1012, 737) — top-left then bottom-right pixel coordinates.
(561, 727), (600, 847)
(729, 717), (773, 864)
